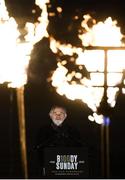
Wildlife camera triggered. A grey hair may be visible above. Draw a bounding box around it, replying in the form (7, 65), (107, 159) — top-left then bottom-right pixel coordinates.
(49, 105), (67, 115)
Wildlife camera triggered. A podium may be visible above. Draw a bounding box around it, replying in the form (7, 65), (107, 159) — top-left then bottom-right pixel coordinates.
(42, 147), (89, 178)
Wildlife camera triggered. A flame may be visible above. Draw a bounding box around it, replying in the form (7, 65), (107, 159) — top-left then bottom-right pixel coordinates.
(49, 14), (125, 123)
(79, 15), (123, 47)
(0, 0), (49, 88)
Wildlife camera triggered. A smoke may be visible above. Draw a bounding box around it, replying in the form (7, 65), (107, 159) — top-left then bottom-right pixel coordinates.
(27, 37), (57, 84)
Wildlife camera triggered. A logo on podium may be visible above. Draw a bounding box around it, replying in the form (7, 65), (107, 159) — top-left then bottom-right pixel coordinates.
(42, 147), (89, 178)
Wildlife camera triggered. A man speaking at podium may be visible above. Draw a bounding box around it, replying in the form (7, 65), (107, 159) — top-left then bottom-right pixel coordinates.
(33, 105), (91, 178)
(36, 105), (84, 148)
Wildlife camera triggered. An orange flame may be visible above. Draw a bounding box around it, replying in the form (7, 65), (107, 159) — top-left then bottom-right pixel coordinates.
(49, 14), (125, 123)
(0, 0), (49, 88)
(79, 15), (123, 46)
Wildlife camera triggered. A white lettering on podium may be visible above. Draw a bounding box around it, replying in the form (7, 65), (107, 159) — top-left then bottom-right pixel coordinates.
(56, 155), (78, 170)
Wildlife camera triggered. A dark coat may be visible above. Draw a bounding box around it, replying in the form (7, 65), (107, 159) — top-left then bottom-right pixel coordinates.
(35, 120), (85, 149)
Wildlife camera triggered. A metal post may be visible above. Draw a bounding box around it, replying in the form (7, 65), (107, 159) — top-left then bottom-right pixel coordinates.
(105, 118), (110, 178)
(16, 86), (28, 179)
(101, 121), (105, 177)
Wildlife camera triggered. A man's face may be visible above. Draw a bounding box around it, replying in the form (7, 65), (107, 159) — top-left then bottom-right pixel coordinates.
(50, 107), (67, 126)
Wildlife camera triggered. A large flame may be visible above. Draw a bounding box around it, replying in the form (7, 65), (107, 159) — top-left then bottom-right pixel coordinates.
(49, 14), (125, 123)
(0, 0), (49, 88)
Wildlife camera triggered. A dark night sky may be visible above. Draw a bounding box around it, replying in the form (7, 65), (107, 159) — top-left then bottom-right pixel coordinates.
(0, 0), (125, 178)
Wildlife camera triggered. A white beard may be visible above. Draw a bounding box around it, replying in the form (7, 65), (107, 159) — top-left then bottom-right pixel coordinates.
(52, 120), (63, 126)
